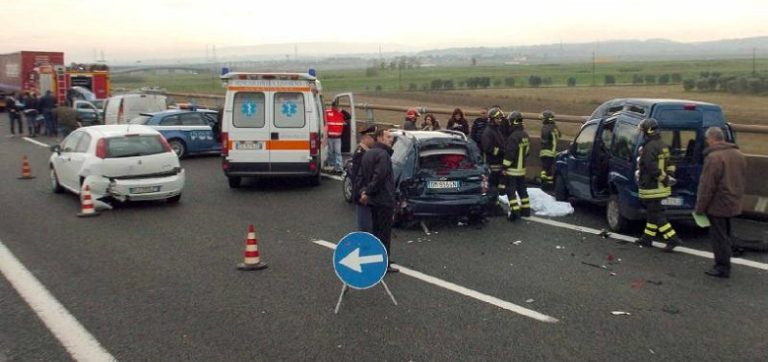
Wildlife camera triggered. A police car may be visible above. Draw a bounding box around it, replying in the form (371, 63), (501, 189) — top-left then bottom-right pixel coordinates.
(129, 110), (221, 158)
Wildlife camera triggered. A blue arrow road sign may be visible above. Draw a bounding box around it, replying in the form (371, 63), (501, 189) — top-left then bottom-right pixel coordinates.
(333, 232), (388, 290)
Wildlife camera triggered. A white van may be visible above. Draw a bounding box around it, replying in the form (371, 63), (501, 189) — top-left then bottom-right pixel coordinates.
(220, 72), (330, 188)
(103, 94), (167, 125)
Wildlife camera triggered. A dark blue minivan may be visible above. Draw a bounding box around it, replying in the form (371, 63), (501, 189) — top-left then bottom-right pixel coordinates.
(554, 98), (734, 231)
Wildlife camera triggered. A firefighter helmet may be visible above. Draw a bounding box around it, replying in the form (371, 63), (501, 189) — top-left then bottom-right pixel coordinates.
(639, 118), (659, 135)
(488, 107), (505, 120)
(508, 111), (524, 125)
(541, 110), (555, 121)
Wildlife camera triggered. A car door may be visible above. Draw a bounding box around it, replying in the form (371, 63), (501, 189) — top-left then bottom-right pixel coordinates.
(565, 123), (599, 200)
(69, 132), (93, 189)
(270, 92), (309, 172)
(54, 131), (84, 190)
(179, 112), (215, 153)
(228, 91), (269, 170)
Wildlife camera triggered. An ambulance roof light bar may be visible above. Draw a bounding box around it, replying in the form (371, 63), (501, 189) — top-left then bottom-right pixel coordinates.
(220, 72), (317, 82)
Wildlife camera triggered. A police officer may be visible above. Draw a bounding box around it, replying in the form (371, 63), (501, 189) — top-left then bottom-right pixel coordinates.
(503, 111), (531, 221)
(481, 107), (506, 196)
(539, 110), (560, 188)
(636, 118), (682, 251)
(351, 125), (377, 232)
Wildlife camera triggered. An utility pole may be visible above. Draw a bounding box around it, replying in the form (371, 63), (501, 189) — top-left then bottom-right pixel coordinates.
(592, 50), (596, 87)
(753, 47), (757, 76)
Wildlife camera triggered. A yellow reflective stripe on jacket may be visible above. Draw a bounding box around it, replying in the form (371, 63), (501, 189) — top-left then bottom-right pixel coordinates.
(493, 147), (500, 156)
(502, 159), (512, 167)
(639, 186), (672, 199)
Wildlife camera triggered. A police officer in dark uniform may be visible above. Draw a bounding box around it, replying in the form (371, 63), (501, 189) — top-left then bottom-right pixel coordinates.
(636, 118), (682, 251)
(351, 125), (377, 232)
(539, 110), (560, 188)
(481, 107), (506, 196)
(503, 111), (531, 221)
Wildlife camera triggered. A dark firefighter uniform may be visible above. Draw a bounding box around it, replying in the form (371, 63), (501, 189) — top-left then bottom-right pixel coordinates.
(503, 112), (531, 221)
(539, 110), (560, 187)
(637, 118), (681, 251)
(481, 107), (507, 194)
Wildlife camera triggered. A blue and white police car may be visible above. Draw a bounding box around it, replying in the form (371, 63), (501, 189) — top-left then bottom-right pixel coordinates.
(129, 110), (221, 158)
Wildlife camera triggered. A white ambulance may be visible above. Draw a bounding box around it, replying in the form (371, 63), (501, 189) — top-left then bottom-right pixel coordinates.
(220, 72), (331, 188)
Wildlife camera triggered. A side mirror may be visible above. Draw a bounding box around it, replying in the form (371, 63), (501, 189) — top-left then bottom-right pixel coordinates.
(50, 144), (61, 155)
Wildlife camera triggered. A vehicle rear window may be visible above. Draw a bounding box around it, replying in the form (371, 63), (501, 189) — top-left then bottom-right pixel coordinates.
(105, 135), (167, 158)
(419, 147), (474, 171)
(274, 92), (305, 128)
(233, 92), (265, 128)
(660, 129), (701, 162)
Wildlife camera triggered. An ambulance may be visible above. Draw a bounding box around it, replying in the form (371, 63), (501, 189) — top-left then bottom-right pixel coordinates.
(220, 72), (340, 188)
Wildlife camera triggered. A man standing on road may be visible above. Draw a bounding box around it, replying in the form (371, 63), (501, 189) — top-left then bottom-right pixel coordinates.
(503, 111), (531, 221)
(6, 93), (23, 136)
(324, 102), (346, 173)
(539, 110), (560, 188)
(695, 127), (746, 279)
(636, 118), (682, 251)
(39, 90), (57, 136)
(358, 129), (398, 273)
(23, 93), (39, 137)
(351, 125), (377, 232)
(470, 107), (489, 148)
(481, 107), (507, 197)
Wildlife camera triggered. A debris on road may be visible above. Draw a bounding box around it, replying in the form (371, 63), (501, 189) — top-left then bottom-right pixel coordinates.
(646, 280), (663, 286)
(581, 261), (608, 270)
(556, 245), (564, 249)
(421, 221), (431, 236)
(599, 229), (611, 238)
(610, 272), (617, 276)
(526, 299), (535, 303)
(662, 305), (681, 315)
(631, 280), (644, 289)
(513, 240), (523, 246)
(611, 311), (631, 316)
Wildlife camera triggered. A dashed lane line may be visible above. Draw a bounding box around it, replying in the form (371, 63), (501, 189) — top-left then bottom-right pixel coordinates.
(311, 239), (560, 324)
(526, 216), (768, 272)
(22, 137), (51, 148)
(0, 238), (116, 361)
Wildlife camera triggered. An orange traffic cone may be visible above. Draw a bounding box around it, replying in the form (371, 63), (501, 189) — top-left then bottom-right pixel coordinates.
(77, 185), (100, 218)
(237, 224), (267, 271)
(18, 155), (35, 179)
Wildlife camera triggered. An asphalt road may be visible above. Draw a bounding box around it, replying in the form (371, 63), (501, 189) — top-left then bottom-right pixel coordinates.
(1, 115), (767, 361)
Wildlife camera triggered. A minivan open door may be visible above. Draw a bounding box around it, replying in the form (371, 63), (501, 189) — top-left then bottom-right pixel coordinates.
(331, 93), (357, 154)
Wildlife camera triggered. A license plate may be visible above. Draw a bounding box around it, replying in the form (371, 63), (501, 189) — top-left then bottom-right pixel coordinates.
(428, 180), (460, 189)
(236, 141), (262, 150)
(130, 186), (161, 194)
(662, 197), (683, 207)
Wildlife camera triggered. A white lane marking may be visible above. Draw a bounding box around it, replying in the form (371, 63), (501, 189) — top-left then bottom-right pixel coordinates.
(0, 239), (116, 362)
(526, 216), (768, 272)
(311, 239), (559, 323)
(320, 176), (768, 272)
(22, 137), (51, 148)
(321, 173), (344, 181)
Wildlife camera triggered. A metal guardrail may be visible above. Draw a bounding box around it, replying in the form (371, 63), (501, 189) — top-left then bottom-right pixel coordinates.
(165, 91), (768, 135)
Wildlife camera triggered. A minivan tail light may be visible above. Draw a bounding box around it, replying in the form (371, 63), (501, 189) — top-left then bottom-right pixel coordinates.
(309, 132), (319, 156)
(158, 135), (172, 153)
(96, 138), (107, 159)
(221, 132), (229, 156)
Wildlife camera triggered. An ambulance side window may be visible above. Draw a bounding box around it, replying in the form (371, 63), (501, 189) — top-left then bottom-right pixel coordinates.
(233, 92), (265, 128)
(274, 92), (306, 128)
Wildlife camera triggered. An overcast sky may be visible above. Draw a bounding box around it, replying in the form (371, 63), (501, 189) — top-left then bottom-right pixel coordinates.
(1, 0), (766, 63)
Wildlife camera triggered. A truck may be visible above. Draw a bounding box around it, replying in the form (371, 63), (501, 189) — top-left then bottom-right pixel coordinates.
(554, 98), (735, 232)
(34, 63), (110, 106)
(0, 51), (65, 95)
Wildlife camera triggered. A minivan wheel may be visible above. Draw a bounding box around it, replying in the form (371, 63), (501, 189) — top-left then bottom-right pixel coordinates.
(228, 176), (241, 188)
(50, 167), (63, 193)
(169, 139), (186, 159)
(342, 174), (353, 202)
(554, 173), (568, 201)
(607, 194), (629, 232)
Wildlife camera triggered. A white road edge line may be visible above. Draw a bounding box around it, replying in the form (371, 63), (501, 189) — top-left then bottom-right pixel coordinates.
(22, 137), (51, 148)
(311, 239), (559, 324)
(0, 239), (116, 362)
(526, 216), (768, 272)
(321, 173), (344, 181)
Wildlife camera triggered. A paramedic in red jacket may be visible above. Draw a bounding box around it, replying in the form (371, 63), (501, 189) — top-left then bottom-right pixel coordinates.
(325, 101), (346, 173)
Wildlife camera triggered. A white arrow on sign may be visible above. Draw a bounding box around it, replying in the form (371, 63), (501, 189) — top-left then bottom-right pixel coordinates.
(339, 248), (384, 273)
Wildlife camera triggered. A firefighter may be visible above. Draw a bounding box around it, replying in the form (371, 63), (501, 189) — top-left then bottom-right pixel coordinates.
(539, 110), (560, 188)
(636, 118), (682, 251)
(481, 107), (507, 198)
(503, 111), (531, 221)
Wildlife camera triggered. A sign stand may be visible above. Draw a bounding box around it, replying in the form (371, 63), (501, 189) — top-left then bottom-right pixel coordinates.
(332, 232), (398, 314)
(334, 280), (398, 314)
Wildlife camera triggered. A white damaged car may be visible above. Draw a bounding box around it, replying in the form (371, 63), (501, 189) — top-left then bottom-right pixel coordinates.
(49, 125), (185, 203)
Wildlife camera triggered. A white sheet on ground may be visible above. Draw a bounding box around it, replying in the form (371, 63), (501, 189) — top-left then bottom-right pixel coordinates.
(498, 188), (574, 217)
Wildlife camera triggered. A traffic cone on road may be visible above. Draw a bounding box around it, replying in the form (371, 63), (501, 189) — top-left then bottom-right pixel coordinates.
(18, 155), (35, 179)
(77, 185), (100, 218)
(237, 224), (268, 271)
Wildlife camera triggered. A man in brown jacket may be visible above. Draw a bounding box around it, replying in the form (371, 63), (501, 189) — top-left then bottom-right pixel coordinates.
(695, 127), (746, 278)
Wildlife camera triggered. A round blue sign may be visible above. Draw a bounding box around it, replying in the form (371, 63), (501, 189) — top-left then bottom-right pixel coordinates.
(333, 232), (388, 290)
